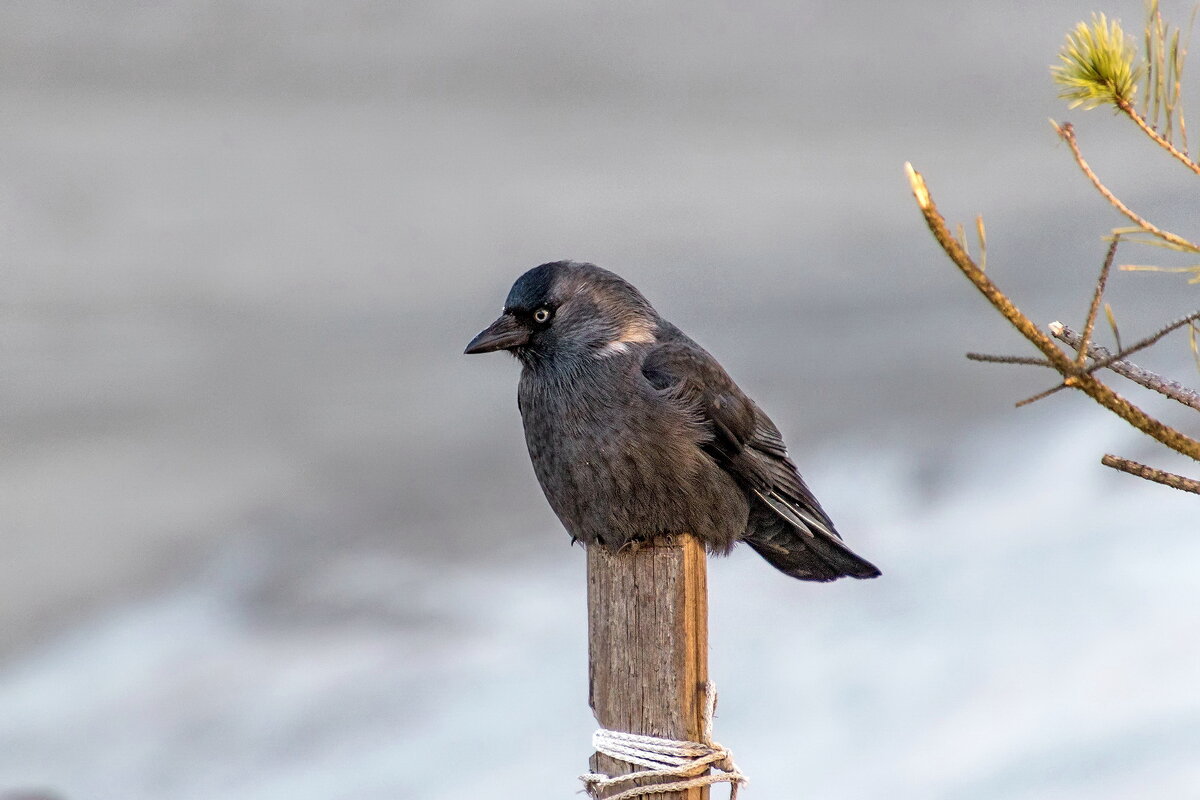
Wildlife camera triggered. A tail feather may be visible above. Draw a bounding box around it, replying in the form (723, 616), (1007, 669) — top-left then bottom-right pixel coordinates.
(745, 500), (880, 582)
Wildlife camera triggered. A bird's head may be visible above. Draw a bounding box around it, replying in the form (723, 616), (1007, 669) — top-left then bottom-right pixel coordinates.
(464, 261), (658, 366)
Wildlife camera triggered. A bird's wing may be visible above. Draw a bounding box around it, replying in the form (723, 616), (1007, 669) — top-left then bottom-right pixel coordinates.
(641, 323), (843, 542)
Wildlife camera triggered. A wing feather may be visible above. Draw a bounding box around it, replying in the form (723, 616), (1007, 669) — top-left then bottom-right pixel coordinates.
(642, 322), (843, 542)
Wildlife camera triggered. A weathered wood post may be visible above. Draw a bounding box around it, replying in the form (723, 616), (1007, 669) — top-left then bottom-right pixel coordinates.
(586, 534), (710, 800)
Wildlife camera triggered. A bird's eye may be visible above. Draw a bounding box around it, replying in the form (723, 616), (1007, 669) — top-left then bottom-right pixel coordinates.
(532, 307), (552, 324)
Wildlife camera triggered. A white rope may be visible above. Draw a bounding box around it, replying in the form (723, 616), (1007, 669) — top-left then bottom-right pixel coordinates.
(580, 682), (747, 799)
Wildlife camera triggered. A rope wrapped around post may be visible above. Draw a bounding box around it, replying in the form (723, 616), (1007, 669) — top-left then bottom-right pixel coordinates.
(580, 682), (747, 799)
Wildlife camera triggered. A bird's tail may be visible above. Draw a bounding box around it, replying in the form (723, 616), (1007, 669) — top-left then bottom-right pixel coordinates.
(745, 495), (881, 582)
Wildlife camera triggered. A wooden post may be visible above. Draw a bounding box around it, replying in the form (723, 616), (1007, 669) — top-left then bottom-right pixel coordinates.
(587, 535), (710, 800)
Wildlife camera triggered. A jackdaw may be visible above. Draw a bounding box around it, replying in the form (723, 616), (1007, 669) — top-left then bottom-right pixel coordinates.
(465, 261), (880, 582)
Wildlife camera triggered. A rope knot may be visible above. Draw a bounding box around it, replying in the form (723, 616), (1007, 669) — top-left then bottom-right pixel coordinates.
(580, 682), (747, 799)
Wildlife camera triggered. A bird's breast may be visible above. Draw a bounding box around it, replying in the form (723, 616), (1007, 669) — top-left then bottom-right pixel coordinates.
(517, 367), (746, 550)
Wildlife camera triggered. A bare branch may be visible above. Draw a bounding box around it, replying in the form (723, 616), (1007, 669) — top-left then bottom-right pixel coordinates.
(966, 353), (1055, 367)
(1016, 383), (1070, 408)
(1099, 309), (1200, 364)
(1077, 236), (1119, 368)
(905, 162), (1200, 461)
(1049, 321), (1200, 410)
(1005, 311), (1199, 412)
(1117, 97), (1200, 176)
(1053, 122), (1200, 252)
(906, 164), (1073, 366)
(1101, 453), (1200, 494)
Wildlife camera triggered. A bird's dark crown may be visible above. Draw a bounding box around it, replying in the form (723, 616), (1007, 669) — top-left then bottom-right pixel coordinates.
(503, 262), (560, 313)
(504, 261), (646, 313)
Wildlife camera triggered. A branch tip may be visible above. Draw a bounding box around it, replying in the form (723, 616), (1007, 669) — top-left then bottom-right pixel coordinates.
(905, 162), (931, 209)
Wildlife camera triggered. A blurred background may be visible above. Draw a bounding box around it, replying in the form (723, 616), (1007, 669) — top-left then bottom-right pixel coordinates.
(2, 2), (1199, 798)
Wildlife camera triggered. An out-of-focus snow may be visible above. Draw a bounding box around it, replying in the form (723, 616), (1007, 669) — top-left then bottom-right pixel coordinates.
(2, 417), (1197, 800)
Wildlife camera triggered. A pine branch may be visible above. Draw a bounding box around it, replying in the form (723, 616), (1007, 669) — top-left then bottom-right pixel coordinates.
(905, 162), (1200, 462)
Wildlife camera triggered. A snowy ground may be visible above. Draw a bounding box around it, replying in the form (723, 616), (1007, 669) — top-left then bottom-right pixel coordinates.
(3, 417), (1198, 800)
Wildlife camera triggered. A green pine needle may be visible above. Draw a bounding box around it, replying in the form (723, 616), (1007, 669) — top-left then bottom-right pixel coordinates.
(1053, 14), (1144, 110)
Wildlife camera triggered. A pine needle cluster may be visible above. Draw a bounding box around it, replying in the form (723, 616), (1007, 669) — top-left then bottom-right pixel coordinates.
(1053, 13), (1144, 109)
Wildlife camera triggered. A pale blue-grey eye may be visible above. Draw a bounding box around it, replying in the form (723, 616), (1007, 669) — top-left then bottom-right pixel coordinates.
(533, 307), (552, 324)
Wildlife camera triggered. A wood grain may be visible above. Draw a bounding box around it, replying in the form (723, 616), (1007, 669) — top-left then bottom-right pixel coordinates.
(587, 535), (709, 800)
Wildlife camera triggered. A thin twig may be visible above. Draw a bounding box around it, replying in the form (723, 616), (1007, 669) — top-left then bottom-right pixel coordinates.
(1077, 236), (1119, 368)
(1049, 321), (1200, 410)
(1014, 310), (1200, 407)
(1016, 383), (1070, 407)
(1053, 122), (1200, 252)
(1101, 453), (1200, 494)
(966, 353), (1055, 367)
(905, 162), (1200, 461)
(1116, 98), (1200, 176)
(1093, 309), (1200, 366)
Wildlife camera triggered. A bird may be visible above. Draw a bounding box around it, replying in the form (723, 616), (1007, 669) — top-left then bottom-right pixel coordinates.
(464, 260), (880, 582)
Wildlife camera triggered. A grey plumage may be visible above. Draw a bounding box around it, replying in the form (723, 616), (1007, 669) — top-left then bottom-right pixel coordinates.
(465, 261), (880, 582)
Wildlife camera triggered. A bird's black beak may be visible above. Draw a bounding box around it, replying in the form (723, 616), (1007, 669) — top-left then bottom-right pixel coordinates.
(464, 313), (530, 354)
